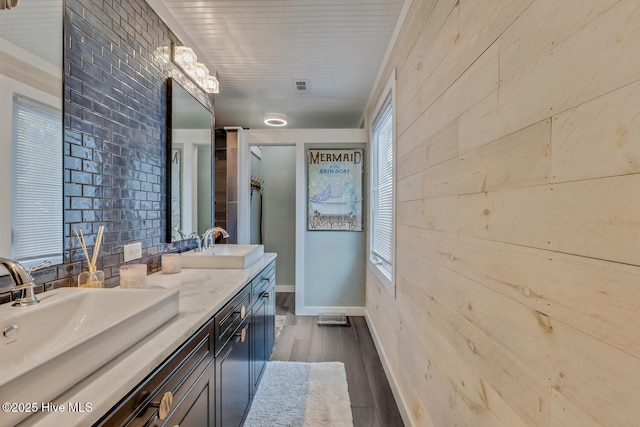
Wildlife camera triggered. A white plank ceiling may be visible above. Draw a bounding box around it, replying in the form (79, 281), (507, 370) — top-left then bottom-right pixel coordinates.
(148, 0), (407, 129)
(0, 0), (62, 68)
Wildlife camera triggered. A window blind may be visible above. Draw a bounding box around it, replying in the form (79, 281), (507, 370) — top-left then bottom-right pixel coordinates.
(11, 95), (63, 265)
(371, 93), (393, 279)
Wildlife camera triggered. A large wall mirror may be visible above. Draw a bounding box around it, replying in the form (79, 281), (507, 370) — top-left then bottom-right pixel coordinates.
(0, 1), (63, 268)
(167, 78), (214, 242)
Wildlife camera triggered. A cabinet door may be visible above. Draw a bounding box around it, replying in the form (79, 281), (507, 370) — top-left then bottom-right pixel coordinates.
(265, 282), (276, 355)
(252, 296), (267, 392)
(163, 360), (214, 427)
(216, 322), (251, 427)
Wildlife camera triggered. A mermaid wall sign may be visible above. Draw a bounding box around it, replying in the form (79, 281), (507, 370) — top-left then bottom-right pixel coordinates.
(307, 148), (364, 231)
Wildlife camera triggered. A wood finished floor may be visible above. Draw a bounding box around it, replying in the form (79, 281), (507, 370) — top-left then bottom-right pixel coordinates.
(270, 292), (405, 427)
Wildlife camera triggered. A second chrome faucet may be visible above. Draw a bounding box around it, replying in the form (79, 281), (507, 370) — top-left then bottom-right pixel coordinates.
(187, 227), (229, 252)
(202, 227), (229, 250)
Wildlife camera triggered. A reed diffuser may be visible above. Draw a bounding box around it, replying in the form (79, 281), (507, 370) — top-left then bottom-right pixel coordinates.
(75, 225), (105, 288)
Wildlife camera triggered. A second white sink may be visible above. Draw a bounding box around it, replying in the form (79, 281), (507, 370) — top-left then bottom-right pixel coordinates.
(181, 244), (264, 269)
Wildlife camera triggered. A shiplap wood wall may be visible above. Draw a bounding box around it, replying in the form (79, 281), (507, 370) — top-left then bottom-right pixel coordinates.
(365, 1), (640, 426)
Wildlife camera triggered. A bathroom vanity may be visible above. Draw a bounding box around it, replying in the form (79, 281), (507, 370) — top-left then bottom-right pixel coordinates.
(18, 254), (276, 427)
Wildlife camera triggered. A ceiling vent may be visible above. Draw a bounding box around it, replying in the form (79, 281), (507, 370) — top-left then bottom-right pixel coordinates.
(292, 79), (310, 94)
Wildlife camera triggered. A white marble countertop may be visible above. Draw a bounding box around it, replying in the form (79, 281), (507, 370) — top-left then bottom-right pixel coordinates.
(18, 253), (276, 427)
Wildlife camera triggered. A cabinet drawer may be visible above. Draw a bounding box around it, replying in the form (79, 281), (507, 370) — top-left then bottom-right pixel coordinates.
(251, 262), (275, 301)
(96, 319), (214, 427)
(214, 286), (251, 356)
(263, 261), (275, 281)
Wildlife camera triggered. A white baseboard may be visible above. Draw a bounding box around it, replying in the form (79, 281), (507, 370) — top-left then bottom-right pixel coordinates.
(275, 284), (295, 293)
(365, 309), (414, 427)
(295, 305), (366, 316)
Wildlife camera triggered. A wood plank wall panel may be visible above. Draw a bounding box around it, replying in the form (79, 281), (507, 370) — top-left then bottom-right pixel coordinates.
(549, 390), (601, 427)
(398, 40), (498, 159)
(397, 0), (534, 138)
(461, 0), (638, 152)
(365, 0), (640, 425)
(399, 226), (640, 361)
(458, 174), (640, 265)
(551, 80), (640, 183)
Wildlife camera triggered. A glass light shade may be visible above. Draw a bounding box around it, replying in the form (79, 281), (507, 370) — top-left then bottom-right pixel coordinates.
(173, 44), (220, 94)
(173, 45), (197, 67)
(203, 75), (219, 93)
(182, 62), (198, 76)
(195, 63), (208, 79)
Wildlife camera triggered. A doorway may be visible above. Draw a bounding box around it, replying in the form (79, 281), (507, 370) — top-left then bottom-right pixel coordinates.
(250, 145), (296, 292)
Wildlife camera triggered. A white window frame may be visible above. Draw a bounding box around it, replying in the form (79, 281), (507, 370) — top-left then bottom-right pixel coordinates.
(369, 71), (396, 296)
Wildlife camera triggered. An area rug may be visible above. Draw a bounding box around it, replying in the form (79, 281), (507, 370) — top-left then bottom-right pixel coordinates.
(244, 361), (353, 427)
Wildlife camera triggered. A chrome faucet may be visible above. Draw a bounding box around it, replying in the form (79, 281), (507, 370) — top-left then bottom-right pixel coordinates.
(202, 227), (229, 250)
(187, 232), (202, 252)
(172, 223), (186, 241)
(0, 258), (50, 307)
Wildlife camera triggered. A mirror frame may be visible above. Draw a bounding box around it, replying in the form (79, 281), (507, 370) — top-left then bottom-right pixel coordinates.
(166, 77), (215, 243)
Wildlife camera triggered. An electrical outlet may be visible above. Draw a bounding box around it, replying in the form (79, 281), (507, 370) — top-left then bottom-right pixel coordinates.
(123, 242), (142, 262)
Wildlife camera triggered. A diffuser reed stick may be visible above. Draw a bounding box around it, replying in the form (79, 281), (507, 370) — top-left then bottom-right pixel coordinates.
(90, 226), (104, 272)
(74, 229), (90, 267)
(74, 226), (105, 287)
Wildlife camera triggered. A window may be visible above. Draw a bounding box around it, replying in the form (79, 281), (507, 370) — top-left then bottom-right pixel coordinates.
(370, 87), (394, 294)
(11, 95), (63, 266)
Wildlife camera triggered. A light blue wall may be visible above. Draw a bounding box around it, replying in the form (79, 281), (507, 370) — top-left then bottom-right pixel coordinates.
(304, 143), (366, 308)
(239, 129), (368, 313)
(261, 146), (296, 288)
(304, 229), (366, 307)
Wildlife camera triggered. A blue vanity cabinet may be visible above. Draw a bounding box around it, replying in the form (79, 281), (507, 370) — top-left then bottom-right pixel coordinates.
(96, 260), (276, 427)
(95, 319), (215, 426)
(251, 261), (276, 394)
(214, 260), (276, 427)
(214, 284), (252, 427)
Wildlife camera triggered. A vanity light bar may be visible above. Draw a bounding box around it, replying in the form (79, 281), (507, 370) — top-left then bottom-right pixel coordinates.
(172, 45), (219, 94)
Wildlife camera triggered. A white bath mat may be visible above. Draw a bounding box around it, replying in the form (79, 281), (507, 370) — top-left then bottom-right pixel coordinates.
(244, 361), (353, 427)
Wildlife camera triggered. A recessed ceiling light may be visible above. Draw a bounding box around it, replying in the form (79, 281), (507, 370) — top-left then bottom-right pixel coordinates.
(264, 114), (287, 127)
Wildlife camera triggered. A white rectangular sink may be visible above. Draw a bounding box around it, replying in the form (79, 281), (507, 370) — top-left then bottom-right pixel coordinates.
(0, 287), (179, 426)
(181, 244), (264, 269)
